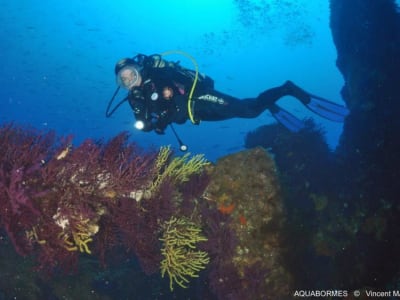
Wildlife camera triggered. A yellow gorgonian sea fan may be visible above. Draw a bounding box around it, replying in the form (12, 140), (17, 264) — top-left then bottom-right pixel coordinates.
(159, 216), (210, 291)
(149, 146), (209, 194)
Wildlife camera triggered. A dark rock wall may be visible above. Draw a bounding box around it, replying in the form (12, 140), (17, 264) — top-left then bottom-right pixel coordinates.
(331, 0), (400, 189)
(330, 0), (400, 287)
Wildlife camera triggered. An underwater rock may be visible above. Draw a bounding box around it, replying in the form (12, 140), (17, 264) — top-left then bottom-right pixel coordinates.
(204, 147), (293, 299)
(329, 0), (400, 288)
(331, 0), (400, 188)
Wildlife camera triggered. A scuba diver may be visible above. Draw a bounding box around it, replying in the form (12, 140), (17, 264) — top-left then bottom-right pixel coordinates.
(106, 52), (349, 150)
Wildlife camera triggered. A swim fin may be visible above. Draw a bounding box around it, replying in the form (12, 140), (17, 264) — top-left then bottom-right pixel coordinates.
(285, 81), (349, 122)
(270, 104), (305, 132)
(306, 94), (350, 122)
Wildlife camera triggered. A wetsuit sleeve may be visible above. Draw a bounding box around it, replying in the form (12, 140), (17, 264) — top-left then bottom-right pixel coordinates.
(128, 91), (172, 134)
(128, 90), (155, 132)
(131, 102), (154, 132)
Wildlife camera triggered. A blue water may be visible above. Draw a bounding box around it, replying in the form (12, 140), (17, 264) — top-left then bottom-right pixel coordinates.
(0, 0), (345, 162)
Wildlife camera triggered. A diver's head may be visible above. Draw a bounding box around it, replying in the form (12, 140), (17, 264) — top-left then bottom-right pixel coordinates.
(115, 58), (142, 90)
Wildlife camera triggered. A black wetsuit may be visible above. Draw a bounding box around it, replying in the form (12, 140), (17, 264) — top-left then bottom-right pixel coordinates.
(127, 58), (296, 134)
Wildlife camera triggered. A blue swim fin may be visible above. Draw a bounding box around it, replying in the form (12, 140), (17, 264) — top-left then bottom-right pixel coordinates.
(306, 94), (350, 122)
(270, 104), (305, 132)
(284, 81), (349, 122)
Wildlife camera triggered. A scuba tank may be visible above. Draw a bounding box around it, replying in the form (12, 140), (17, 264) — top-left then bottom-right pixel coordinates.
(141, 53), (214, 91)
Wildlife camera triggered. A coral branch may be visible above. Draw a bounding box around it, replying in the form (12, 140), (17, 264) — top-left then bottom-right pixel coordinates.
(159, 216), (210, 291)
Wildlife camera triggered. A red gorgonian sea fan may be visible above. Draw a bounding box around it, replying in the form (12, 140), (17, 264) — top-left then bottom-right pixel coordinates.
(0, 125), (160, 273)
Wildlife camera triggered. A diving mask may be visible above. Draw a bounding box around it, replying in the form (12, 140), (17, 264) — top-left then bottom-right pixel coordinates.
(116, 65), (140, 90)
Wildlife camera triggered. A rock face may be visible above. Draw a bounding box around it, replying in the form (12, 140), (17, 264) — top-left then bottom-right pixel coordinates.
(331, 0), (400, 190)
(330, 0), (400, 287)
(205, 147), (292, 299)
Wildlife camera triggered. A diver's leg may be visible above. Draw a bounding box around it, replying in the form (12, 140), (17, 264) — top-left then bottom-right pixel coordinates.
(236, 83), (308, 131)
(193, 91), (248, 121)
(193, 87), (306, 132)
(281, 80), (311, 104)
(194, 83), (296, 120)
(256, 82), (294, 108)
(230, 83), (293, 118)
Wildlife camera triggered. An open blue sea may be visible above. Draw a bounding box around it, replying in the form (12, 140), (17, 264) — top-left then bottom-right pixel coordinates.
(1, 0), (344, 162)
